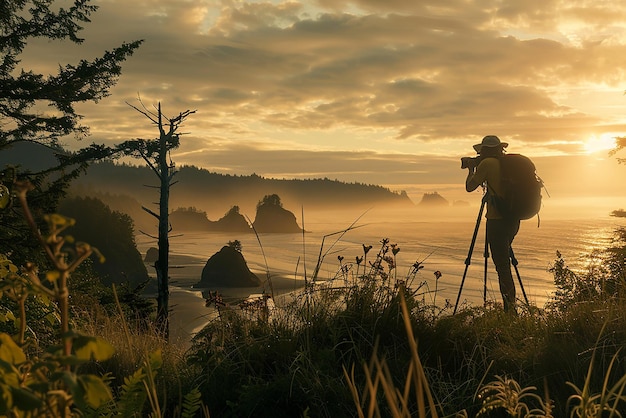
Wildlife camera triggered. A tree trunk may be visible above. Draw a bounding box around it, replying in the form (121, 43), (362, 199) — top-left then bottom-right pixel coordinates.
(156, 103), (170, 339)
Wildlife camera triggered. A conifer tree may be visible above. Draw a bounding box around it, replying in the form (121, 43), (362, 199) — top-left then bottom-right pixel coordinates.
(0, 0), (142, 265)
(0, 0), (142, 150)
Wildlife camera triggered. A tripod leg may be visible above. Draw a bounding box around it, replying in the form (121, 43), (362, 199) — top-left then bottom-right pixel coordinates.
(454, 197), (486, 315)
(509, 248), (529, 305)
(483, 220), (489, 306)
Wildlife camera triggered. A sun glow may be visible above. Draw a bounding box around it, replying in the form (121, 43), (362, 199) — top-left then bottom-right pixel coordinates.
(584, 134), (617, 154)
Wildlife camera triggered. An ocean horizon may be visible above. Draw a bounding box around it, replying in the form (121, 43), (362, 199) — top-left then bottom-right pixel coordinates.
(135, 204), (626, 343)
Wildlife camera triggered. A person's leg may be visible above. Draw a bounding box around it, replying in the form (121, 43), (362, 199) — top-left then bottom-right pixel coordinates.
(487, 219), (517, 311)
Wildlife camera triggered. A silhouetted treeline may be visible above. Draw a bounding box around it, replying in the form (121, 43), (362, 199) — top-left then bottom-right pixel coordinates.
(58, 196), (149, 287)
(72, 161), (413, 217)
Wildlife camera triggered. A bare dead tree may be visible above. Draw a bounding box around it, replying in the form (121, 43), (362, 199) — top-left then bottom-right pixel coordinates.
(119, 101), (196, 338)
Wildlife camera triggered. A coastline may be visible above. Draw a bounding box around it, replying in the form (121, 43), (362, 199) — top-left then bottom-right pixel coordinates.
(153, 252), (307, 346)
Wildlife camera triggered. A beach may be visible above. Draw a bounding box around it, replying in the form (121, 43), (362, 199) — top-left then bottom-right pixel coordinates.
(142, 211), (626, 347)
(162, 252), (306, 347)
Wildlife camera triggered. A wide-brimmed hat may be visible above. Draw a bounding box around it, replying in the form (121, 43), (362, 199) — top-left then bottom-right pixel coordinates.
(473, 135), (508, 153)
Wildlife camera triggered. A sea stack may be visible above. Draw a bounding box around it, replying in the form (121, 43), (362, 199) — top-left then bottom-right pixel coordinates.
(196, 245), (261, 287)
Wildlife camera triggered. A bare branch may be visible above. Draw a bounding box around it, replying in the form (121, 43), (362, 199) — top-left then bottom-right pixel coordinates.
(126, 101), (159, 125)
(141, 205), (160, 220)
(139, 230), (158, 239)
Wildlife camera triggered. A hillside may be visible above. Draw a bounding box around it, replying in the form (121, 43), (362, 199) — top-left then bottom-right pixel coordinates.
(72, 161), (413, 217)
(0, 142), (414, 230)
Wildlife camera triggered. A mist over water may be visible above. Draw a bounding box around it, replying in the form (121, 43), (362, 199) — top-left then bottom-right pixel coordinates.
(137, 201), (626, 311)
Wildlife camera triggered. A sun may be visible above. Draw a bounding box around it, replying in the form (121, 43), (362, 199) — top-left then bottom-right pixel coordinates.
(583, 134), (617, 154)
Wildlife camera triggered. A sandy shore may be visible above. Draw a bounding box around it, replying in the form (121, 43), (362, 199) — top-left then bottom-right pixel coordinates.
(161, 253), (306, 346)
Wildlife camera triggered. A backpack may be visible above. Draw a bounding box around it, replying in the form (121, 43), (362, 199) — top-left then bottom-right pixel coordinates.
(492, 154), (543, 221)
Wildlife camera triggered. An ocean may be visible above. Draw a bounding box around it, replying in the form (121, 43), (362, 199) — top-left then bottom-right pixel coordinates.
(135, 203), (626, 342)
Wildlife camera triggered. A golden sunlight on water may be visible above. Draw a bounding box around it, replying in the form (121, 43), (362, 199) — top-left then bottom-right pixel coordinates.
(138, 204), (626, 341)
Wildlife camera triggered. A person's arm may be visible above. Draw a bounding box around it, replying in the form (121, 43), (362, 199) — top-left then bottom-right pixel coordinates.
(466, 166), (481, 192)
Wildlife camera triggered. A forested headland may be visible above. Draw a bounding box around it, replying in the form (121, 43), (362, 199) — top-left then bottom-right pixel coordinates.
(67, 160), (413, 229)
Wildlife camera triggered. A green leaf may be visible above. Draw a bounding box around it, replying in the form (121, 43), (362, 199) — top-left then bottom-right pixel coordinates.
(74, 335), (115, 361)
(118, 368), (148, 416)
(78, 374), (112, 408)
(0, 185), (10, 210)
(44, 312), (59, 325)
(181, 387), (203, 418)
(148, 349), (162, 371)
(10, 387), (42, 411)
(0, 382), (13, 414)
(0, 333), (25, 365)
(61, 370), (79, 395)
(0, 311), (15, 323)
(0, 360), (20, 386)
(45, 270), (60, 282)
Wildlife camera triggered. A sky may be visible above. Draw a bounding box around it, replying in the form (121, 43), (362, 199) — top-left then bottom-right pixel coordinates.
(19, 0), (626, 212)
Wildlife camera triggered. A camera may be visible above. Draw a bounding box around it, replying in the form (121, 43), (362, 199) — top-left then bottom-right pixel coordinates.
(460, 156), (480, 169)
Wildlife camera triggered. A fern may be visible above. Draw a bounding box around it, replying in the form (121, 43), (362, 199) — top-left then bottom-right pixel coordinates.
(180, 387), (203, 418)
(117, 367), (149, 417)
(476, 375), (553, 417)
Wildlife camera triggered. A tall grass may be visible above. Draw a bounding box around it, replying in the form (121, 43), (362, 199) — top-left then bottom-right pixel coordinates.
(7, 181), (626, 417)
(0, 182), (209, 417)
(186, 227), (626, 417)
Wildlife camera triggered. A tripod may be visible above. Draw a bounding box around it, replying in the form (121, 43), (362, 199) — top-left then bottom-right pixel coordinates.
(453, 195), (529, 314)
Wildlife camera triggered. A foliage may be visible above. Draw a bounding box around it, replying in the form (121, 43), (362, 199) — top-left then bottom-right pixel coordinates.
(0, 0), (141, 274)
(0, 0), (142, 148)
(565, 338), (626, 418)
(68, 262), (155, 331)
(190, 237), (434, 417)
(116, 102), (195, 166)
(343, 291), (440, 418)
(257, 193), (283, 209)
(70, 161), (414, 218)
(0, 181), (116, 416)
(185, 225), (626, 417)
(609, 136), (626, 164)
(58, 195), (148, 286)
(117, 102), (196, 339)
(0, 181), (206, 417)
(228, 239), (242, 252)
(545, 249), (623, 312)
(476, 375), (553, 417)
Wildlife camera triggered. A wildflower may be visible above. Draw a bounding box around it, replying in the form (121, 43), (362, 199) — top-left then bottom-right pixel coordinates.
(356, 256), (363, 265)
(434, 270), (442, 280)
(362, 244), (372, 255)
(337, 255), (344, 263)
(392, 246), (400, 256)
(370, 261), (383, 273)
(412, 261), (424, 271)
(383, 255), (395, 270)
(205, 290), (225, 308)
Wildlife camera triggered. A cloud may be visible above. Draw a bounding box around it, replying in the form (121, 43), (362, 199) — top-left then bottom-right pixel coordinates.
(15, 0), (626, 191)
(172, 140), (458, 184)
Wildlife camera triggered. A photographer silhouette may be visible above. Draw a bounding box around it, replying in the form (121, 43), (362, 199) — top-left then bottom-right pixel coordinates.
(464, 135), (519, 313)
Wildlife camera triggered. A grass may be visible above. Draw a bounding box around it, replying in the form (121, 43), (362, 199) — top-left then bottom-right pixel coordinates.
(181, 227), (626, 417)
(4, 190), (626, 417)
